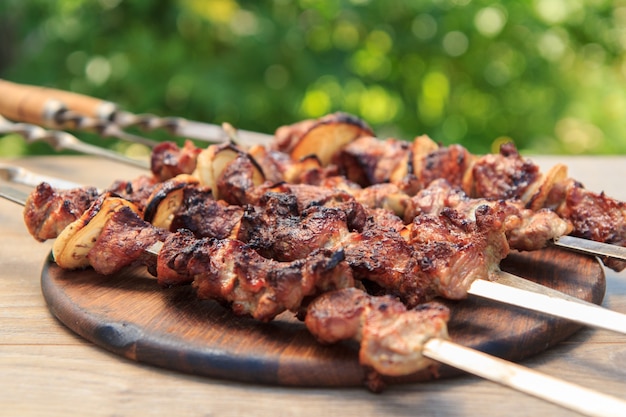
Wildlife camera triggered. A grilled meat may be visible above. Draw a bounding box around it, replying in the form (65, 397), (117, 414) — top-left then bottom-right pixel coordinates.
(549, 178), (626, 271)
(151, 140), (201, 182)
(23, 182), (99, 241)
(470, 142), (541, 201)
(107, 174), (160, 214)
(405, 206), (510, 300)
(338, 137), (411, 187)
(305, 287), (449, 378)
(344, 220), (437, 307)
(237, 192), (354, 262)
(88, 205), (167, 275)
(169, 186), (244, 240)
(158, 230), (353, 321)
(405, 179), (572, 252)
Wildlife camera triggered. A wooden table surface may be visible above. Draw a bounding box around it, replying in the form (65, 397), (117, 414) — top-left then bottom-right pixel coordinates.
(1, 154), (625, 417)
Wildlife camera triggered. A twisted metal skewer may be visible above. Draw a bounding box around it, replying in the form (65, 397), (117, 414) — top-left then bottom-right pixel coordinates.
(49, 109), (255, 148)
(0, 116), (149, 169)
(49, 110), (160, 147)
(107, 110), (184, 134)
(105, 110), (269, 148)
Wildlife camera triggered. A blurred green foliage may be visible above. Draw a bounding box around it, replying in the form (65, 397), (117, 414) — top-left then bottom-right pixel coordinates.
(1, 0), (626, 157)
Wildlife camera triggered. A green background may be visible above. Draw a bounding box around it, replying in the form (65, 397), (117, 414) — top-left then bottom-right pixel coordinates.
(1, 0), (625, 157)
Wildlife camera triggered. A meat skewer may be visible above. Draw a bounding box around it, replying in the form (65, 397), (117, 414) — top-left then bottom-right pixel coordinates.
(1, 185), (625, 416)
(308, 288), (626, 417)
(266, 114), (626, 269)
(4, 169), (626, 335)
(145, 123), (626, 267)
(5, 172), (622, 339)
(2, 114), (626, 266)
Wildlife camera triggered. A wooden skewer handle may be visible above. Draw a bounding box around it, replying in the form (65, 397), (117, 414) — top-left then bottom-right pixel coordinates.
(0, 79), (117, 126)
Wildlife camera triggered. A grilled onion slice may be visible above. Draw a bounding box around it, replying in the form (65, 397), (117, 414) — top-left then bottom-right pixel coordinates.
(194, 142), (265, 200)
(290, 113), (374, 166)
(52, 195), (139, 269)
(143, 174), (199, 230)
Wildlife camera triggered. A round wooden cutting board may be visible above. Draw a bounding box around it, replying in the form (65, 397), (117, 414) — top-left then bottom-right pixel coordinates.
(40, 247), (606, 388)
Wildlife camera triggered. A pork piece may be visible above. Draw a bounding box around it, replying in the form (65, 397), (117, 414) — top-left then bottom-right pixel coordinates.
(157, 230), (354, 321)
(344, 220), (436, 307)
(267, 183), (369, 231)
(405, 205), (510, 300)
(216, 150), (266, 206)
(107, 174), (159, 214)
(367, 208), (405, 233)
(235, 188), (427, 305)
(169, 186), (244, 240)
(405, 179), (573, 252)
(549, 178), (626, 271)
(305, 288), (449, 381)
(23, 182), (99, 241)
(350, 182), (409, 217)
(471, 142), (541, 201)
(237, 192), (354, 262)
(151, 140), (201, 182)
(87, 205), (167, 275)
(414, 143), (474, 195)
(506, 206), (572, 252)
(337, 136), (410, 187)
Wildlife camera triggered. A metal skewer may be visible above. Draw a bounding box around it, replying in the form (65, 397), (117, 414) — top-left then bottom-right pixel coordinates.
(553, 235), (626, 262)
(0, 116), (149, 170)
(0, 185), (624, 417)
(422, 338), (626, 417)
(0, 79), (274, 147)
(49, 109), (160, 147)
(0, 163), (82, 190)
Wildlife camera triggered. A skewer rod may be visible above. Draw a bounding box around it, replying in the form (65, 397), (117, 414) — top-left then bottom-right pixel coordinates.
(0, 164), (82, 190)
(0, 186), (30, 206)
(554, 235), (626, 262)
(469, 275), (626, 334)
(423, 338), (626, 417)
(3, 183), (626, 336)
